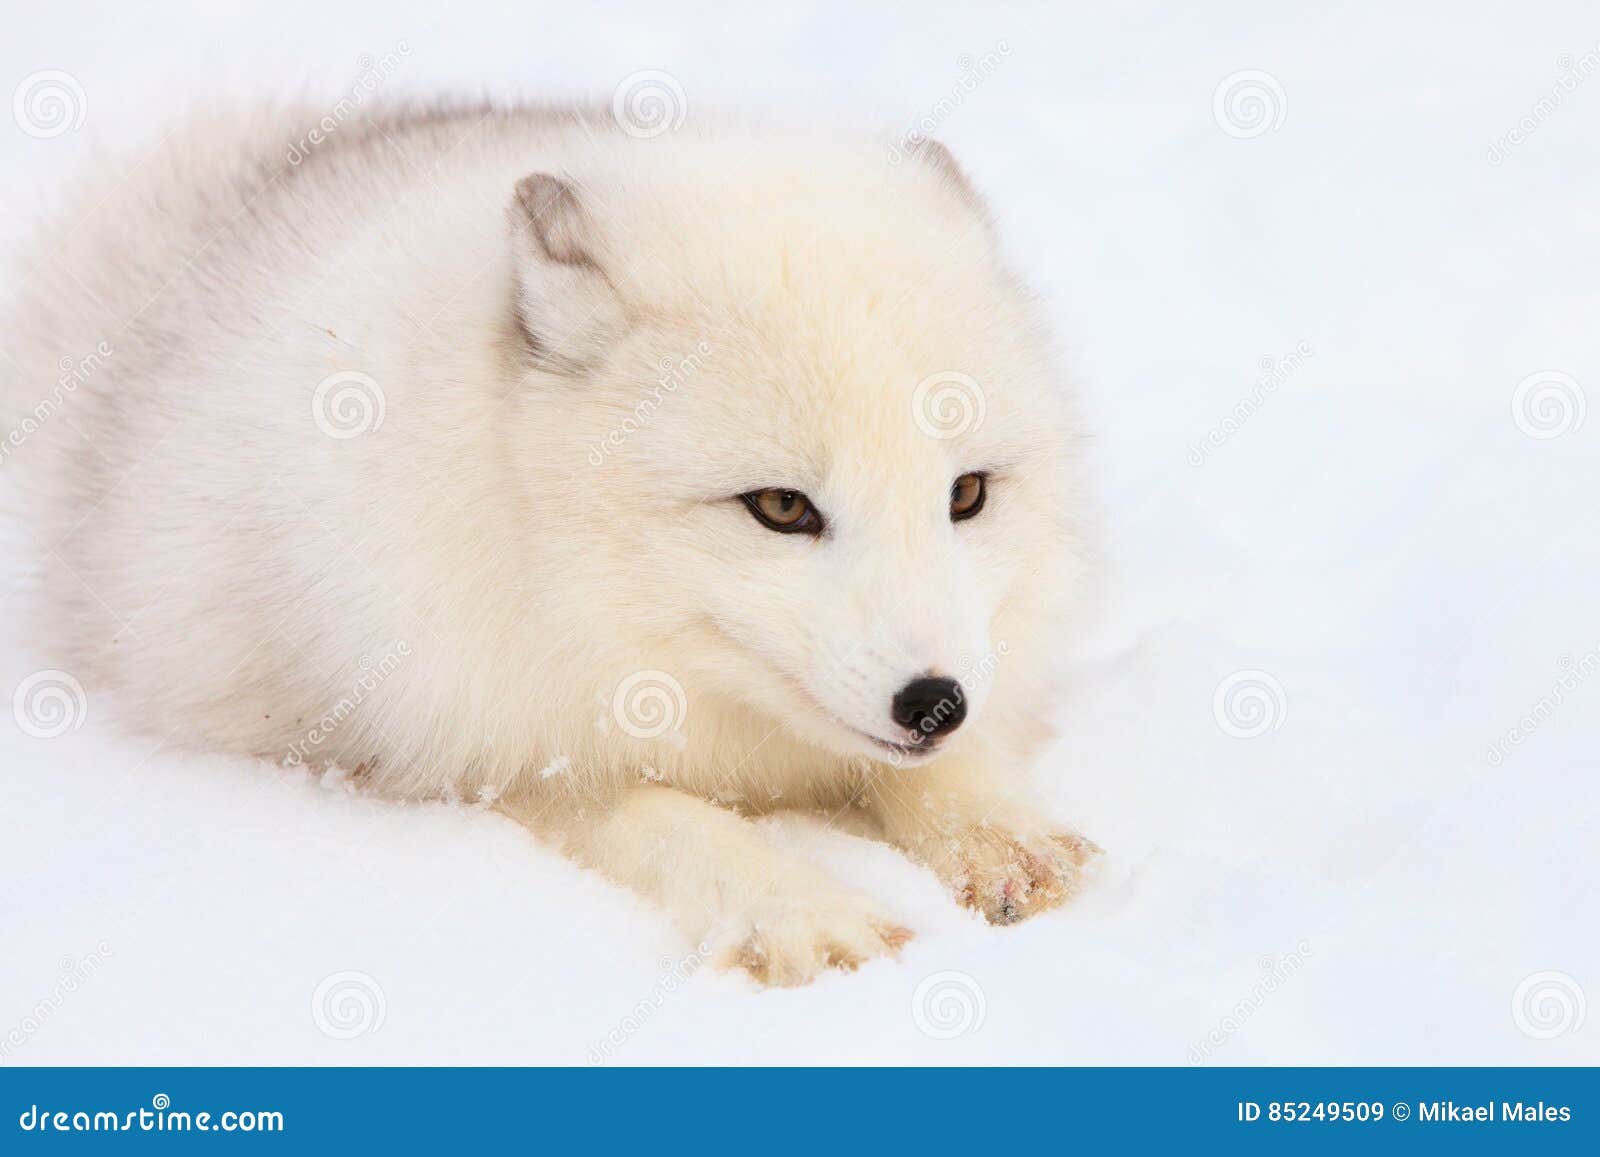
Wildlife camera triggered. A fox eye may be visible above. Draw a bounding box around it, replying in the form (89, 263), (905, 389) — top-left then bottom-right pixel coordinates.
(742, 488), (824, 535)
(950, 472), (987, 521)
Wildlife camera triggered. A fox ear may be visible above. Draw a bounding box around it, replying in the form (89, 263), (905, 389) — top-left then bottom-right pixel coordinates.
(907, 139), (989, 217)
(508, 173), (627, 370)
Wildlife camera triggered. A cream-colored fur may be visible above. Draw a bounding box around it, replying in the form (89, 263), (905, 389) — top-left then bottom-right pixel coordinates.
(5, 104), (1095, 985)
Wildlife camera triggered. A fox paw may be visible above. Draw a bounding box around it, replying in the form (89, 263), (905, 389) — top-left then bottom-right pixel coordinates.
(712, 893), (913, 988)
(945, 827), (1102, 925)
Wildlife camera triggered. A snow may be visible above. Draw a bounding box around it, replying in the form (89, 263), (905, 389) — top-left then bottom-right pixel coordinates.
(2, 1), (1597, 1065)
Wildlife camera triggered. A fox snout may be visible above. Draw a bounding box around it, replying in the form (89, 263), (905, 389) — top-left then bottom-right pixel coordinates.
(891, 674), (967, 742)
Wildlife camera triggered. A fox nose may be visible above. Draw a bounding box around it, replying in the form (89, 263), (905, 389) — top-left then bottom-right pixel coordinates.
(891, 675), (967, 740)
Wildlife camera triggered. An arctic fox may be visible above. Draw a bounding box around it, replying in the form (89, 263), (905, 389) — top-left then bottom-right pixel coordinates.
(7, 104), (1096, 985)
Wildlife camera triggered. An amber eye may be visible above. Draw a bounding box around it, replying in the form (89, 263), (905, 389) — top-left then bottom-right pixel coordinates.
(742, 488), (824, 535)
(950, 472), (987, 521)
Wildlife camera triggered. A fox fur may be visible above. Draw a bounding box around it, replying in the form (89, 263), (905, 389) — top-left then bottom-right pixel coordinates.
(4, 103), (1096, 985)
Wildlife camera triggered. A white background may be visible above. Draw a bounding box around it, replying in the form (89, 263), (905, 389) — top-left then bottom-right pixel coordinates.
(1, 1), (1596, 1064)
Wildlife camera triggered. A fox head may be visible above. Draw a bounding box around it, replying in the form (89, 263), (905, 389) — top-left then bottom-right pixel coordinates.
(506, 133), (1081, 769)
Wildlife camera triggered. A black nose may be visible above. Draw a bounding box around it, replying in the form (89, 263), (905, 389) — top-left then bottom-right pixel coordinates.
(891, 675), (967, 740)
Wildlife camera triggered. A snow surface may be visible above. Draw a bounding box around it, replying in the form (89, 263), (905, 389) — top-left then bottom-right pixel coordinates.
(2, 1), (1597, 1065)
